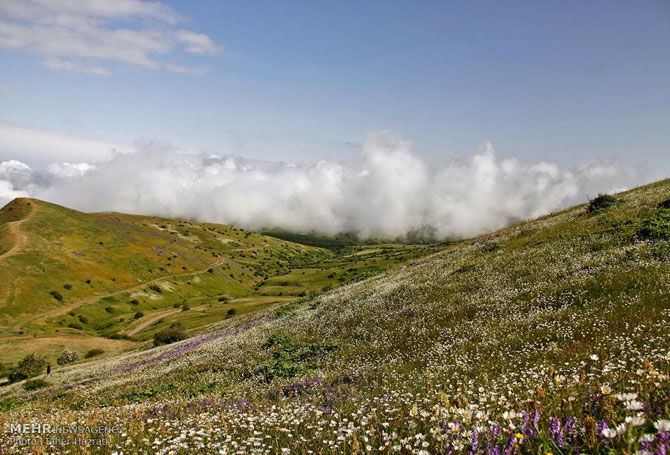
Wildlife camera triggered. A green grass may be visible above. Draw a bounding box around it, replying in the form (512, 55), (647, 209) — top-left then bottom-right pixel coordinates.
(0, 198), (446, 368)
(0, 180), (668, 454)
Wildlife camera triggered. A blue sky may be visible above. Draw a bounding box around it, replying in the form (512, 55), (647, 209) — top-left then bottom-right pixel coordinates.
(1, 0), (669, 171)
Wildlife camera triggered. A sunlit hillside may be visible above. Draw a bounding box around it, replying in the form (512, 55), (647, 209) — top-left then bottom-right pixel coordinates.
(0, 179), (668, 454)
(0, 198), (441, 367)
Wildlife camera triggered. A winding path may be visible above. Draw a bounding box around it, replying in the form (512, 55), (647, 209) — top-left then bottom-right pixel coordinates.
(0, 203), (38, 262)
(126, 308), (182, 336)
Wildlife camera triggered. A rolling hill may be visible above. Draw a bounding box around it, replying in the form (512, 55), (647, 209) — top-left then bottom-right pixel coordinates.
(0, 198), (443, 367)
(0, 179), (669, 454)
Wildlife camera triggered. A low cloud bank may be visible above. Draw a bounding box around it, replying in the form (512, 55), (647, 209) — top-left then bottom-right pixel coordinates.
(0, 133), (645, 239)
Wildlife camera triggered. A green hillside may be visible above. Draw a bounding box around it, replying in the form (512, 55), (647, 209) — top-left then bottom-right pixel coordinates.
(0, 198), (443, 367)
(0, 179), (669, 454)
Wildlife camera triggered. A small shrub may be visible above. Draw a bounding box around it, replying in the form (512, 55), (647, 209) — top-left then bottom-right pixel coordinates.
(218, 296), (229, 303)
(134, 312), (144, 319)
(181, 305), (190, 311)
(207, 268), (214, 273)
(264, 339), (339, 381)
(266, 333), (292, 348)
(57, 350), (79, 365)
(130, 299), (139, 305)
(149, 284), (162, 293)
(587, 193), (616, 213)
(23, 378), (50, 391)
(67, 322), (83, 330)
(78, 315), (88, 324)
(63, 283), (72, 290)
(109, 333), (133, 340)
(49, 290), (63, 301)
(659, 199), (670, 209)
(483, 242), (501, 252)
(104, 306), (115, 314)
(226, 308), (237, 317)
(638, 210), (670, 240)
(153, 324), (186, 346)
(84, 349), (104, 359)
(275, 302), (300, 318)
(9, 354), (45, 383)
(7, 371), (28, 383)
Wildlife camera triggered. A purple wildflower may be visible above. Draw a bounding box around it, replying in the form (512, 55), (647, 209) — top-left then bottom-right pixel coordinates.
(469, 428), (479, 455)
(549, 417), (565, 447)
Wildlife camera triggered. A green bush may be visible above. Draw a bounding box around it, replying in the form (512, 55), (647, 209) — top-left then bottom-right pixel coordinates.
(639, 210), (670, 240)
(68, 322), (83, 330)
(8, 353), (45, 383)
(104, 306), (115, 314)
(264, 337), (339, 381)
(78, 315), (88, 324)
(587, 193), (616, 213)
(149, 284), (162, 293)
(7, 371), (28, 383)
(23, 379), (50, 391)
(153, 324), (186, 346)
(84, 349), (104, 359)
(266, 333), (292, 347)
(134, 312), (144, 319)
(57, 350), (79, 365)
(49, 290), (63, 301)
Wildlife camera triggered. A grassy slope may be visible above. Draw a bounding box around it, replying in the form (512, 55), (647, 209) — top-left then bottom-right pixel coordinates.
(0, 198), (328, 365)
(0, 180), (669, 454)
(0, 198), (444, 366)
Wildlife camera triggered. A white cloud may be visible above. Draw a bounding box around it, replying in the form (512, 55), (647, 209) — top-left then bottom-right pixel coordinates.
(42, 56), (111, 74)
(0, 0), (221, 74)
(0, 179), (29, 204)
(46, 161), (96, 178)
(0, 131), (647, 238)
(176, 30), (221, 55)
(163, 63), (208, 75)
(0, 0), (181, 24)
(0, 160), (32, 205)
(0, 122), (132, 165)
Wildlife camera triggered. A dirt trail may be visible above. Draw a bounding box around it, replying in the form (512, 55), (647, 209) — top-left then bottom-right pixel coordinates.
(12, 256), (226, 332)
(126, 308), (181, 336)
(0, 203), (38, 262)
